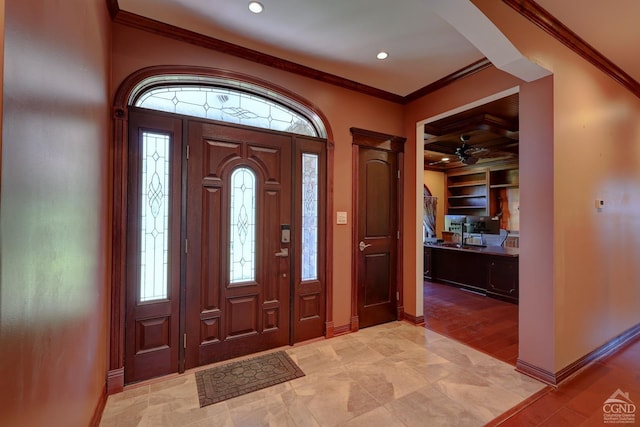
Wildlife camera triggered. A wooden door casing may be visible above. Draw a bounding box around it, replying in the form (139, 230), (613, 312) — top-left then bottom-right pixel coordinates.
(351, 128), (405, 330)
(124, 110), (183, 384)
(185, 120), (292, 368)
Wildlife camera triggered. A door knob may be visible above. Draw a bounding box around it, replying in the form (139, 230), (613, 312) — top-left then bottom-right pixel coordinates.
(275, 248), (289, 257)
(359, 241), (372, 252)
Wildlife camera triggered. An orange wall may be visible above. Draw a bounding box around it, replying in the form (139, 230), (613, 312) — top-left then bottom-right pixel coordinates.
(474, 0), (640, 372)
(0, 1), (111, 425)
(111, 24), (405, 327)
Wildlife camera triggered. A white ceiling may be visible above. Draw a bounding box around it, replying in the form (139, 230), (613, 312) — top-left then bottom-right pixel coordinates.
(118, 0), (640, 97)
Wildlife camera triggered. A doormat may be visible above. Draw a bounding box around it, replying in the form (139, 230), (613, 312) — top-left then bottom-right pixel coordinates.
(195, 351), (305, 407)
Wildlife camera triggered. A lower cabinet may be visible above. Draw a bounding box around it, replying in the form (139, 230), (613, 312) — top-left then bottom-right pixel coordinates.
(425, 245), (519, 303)
(424, 247), (432, 279)
(487, 256), (518, 302)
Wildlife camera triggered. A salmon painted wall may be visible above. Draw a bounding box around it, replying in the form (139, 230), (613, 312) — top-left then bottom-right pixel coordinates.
(111, 24), (405, 328)
(475, 0), (640, 371)
(0, 1), (111, 426)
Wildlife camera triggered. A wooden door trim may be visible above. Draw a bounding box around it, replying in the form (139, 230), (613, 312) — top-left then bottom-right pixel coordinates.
(109, 65), (334, 393)
(350, 128), (406, 332)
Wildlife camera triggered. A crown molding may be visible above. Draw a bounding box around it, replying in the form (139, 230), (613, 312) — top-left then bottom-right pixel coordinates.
(109, 1), (491, 104)
(503, 0), (640, 98)
(404, 58), (492, 103)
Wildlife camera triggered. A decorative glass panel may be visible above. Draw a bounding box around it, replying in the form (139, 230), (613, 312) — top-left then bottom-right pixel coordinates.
(229, 168), (257, 283)
(140, 132), (170, 302)
(135, 86), (318, 137)
(301, 153), (319, 281)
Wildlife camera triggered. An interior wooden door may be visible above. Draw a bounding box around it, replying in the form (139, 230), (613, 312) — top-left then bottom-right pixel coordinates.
(124, 110), (183, 383)
(184, 120), (293, 368)
(352, 129), (404, 329)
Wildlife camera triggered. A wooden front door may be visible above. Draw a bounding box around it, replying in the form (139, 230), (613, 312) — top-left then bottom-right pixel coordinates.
(352, 128), (405, 329)
(125, 110), (326, 382)
(185, 120), (292, 367)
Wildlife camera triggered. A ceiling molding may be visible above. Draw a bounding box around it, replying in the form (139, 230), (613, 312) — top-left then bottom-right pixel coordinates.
(503, 0), (640, 98)
(109, 1), (493, 104)
(405, 58), (492, 103)
(112, 9), (405, 103)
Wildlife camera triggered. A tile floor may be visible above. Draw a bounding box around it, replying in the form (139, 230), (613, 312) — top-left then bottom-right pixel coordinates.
(100, 322), (545, 426)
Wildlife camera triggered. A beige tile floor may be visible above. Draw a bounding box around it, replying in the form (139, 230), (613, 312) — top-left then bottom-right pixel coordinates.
(100, 322), (545, 427)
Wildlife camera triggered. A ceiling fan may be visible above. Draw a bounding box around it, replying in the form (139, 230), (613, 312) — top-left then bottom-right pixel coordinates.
(455, 134), (514, 165)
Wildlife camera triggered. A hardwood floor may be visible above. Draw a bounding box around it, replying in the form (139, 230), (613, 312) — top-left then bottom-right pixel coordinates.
(488, 336), (640, 426)
(423, 280), (640, 426)
(423, 279), (519, 365)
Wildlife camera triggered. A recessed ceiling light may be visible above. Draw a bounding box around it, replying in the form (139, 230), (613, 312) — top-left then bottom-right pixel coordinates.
(248, 1), (264, 13)
(442, 157), (450, 162)
(376, 51), (389, 60)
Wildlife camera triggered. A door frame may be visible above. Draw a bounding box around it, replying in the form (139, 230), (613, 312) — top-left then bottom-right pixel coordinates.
(350, 127), (405, 332)
(107, 65), (335, 394)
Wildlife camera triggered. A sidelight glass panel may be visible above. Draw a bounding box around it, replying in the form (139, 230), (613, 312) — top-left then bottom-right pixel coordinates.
(136, 86), (318, 137)
(229, 167), (257, 283)
(139, 132), (170, 302)
(301, 153), (319, 281)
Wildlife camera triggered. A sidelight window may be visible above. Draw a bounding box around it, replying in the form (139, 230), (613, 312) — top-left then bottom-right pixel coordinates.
(301, 153), (319, 281)
(229, 167), (257, 283)
(139, 132), (170, 302)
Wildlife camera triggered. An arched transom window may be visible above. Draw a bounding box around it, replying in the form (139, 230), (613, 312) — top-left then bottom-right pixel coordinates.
(134, 84), (321, 138)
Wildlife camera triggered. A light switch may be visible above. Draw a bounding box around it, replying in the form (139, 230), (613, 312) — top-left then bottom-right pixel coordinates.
(336, 211), (348, 225)
(595, 199), (604, 209)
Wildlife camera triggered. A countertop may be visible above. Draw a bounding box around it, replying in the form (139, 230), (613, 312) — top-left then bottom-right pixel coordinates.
(424, 243), (519, 257)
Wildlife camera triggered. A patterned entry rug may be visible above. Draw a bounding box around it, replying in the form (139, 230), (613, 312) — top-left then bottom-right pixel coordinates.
(195, 351), (305, 407)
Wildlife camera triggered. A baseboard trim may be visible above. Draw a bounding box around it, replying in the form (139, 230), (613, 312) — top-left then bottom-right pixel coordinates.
(333, 323), (352, 336)
(515, 359), (557, 386)
(517, 322), (640, 386)
(90, 384), (108, 427)
(325, 321), (335, 338)
(107, 367), (124, 394)
(402, 312), (425, 326)
(350, 315), (359, 333)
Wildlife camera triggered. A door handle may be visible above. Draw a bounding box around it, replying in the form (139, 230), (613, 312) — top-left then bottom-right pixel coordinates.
(275, 248), (289, 257)
(359, 241), (372, 252)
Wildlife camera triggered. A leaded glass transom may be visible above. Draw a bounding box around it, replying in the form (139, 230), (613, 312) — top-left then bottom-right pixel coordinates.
(135, 86), (318, 137)
(140, 132), (170, 302)
(301, 153), (319, 281)
(229, 167), (257, 284)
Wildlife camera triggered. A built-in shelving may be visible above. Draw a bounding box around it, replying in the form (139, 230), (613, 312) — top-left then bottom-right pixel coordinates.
(446, 169), (488, 216)
(446, 165), (519, 219)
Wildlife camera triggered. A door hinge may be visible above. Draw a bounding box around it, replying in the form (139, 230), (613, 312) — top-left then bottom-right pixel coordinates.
(185, 239), (188, 254)
(396, 291), (400, 301)
(183, 333), (187, 349)
(186, 145), (190, 160)
(397, 170), (401, 179)
(397, 230), (400, 239)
